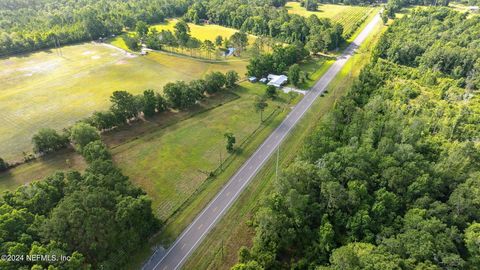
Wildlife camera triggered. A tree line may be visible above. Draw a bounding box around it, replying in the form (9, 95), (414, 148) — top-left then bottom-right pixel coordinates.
(31, 70), (239, 156)
(0, 0), (193, 56)
(232, 8), (480, 270)
(0, 124), (160, 269)
(383, 0), (450, 20)
(126, 19), (250, 59)
(0, 70), (239, 169)
(1, 0), (347, 57)
(184, 0), (344, 47)
(242, 14), (343, 82)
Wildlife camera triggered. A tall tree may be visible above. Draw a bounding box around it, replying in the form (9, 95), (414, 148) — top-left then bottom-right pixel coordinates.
(32, 128), (69, 154)
(205, 72), (226, 93)
(110, 90), (139, 122)
(174, 20), (191, 47)
(143, 89), (157, 117)
(0, 157), (8, 172)
(225, 70), (240, 88)
(135, 21), (149, 38)
(202, 40), (216, 59)
(229, 32), (249, 56)
(288, 64), (301, 86)
(70, 123), (100, 151)
(254, 96), (268, 122)
(215, 35), (223, 47)
(224, 133), (236, 153)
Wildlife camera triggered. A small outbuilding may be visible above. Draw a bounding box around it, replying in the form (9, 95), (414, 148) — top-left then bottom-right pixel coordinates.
(224, 47), (236, 57)
(248, 76), (258, 82)
(468, 6), (479, 12)
(267, 74), (288, 88)
(259, 78), (268, 84)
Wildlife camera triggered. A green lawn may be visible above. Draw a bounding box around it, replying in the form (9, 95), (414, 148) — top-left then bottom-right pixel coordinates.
(0, 149), (86, 193)
(0, 43), (248, 161)
(109, 19), (258, 59)
(183, 15), (387, 270)
(290, 56), (335, 89)
(112, 82), (285, 221)
(152, 19), (257, 45)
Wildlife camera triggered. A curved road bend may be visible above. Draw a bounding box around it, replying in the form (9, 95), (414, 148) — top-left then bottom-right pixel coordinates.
(143, 13), (381, 270)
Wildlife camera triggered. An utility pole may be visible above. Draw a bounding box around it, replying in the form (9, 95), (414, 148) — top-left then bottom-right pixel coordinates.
(53, 36), (59, 56)
(221, 239), (224, 259)
(56, 37), (63, 56)
(219, 149), (223, 172)
(275, 146), (280, 182)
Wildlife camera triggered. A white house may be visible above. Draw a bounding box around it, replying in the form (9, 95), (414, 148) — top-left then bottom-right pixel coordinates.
(468, 6), (479, 12)
(267, 74), (288, 88)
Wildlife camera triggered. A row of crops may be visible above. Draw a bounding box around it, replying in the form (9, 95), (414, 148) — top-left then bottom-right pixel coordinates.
(331, 6), (376, 39)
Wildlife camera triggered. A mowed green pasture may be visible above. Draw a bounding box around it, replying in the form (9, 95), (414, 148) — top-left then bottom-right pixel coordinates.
(151, 19), (257, 45)
(112, 82), (283, 220)
(286, 2), (378, 36)
(0, 42), (247, 161)
(0, 149), (86, 192)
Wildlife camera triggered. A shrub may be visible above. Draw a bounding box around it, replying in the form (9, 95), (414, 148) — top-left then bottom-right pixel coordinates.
(32, 128), (69, 154)
(70, 123), (100, 151)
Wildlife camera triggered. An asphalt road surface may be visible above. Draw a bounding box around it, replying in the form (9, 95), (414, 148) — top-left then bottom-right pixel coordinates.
(143, 13), (381, 270)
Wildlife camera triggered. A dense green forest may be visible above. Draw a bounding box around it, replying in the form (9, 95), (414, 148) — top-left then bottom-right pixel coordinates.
(184, 0), (343, 44)
(384, 0), (450, 18)
(0, 0), (192, 56)
(0, 0), (347, 57)
(0, 134), (160, 269)
(233, 8), (480, 270)
(0, 69), (239, 269)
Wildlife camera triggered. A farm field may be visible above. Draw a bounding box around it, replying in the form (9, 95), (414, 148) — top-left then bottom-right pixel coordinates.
(0, 42), (248, 161)
(286, 2), (379, 37)
(112, 82), (287, 220)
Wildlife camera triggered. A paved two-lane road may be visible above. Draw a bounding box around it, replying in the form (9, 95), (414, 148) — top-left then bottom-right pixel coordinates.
(143, 13), (381, 270)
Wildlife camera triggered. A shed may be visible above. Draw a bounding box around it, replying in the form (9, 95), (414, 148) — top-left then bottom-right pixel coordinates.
(248, 76), (258, 82)
(469, 6), (479, 12)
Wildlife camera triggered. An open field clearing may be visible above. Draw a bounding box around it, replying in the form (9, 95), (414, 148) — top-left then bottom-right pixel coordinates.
(112, 82), (287, 221)
(0, 81), (291, 218)
(152, 19), (257, 45)
(109, 19), (257, 55)
(286, 2), (379, 37)
(109, 19), (259, 59)
(0, 91), (237, 195)
(0, 43), (247, 161)
(0, 149), (86, 192)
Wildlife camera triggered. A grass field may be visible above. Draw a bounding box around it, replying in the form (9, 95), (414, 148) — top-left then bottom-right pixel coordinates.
(291, 56), (335, 89)
(0, 43), (248, 161)
(109, 19), (257, 59)
(183, 15), (386, 270)
(286, 2), (379, 37)
(112, 82), (286, 221)
(0, 149), (86, 192)
(152, 19), (257, 46)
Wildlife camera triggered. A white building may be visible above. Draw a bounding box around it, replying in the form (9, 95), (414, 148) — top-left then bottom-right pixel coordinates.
(469, 6), (479, 12)
(267, 74), (288, 88)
